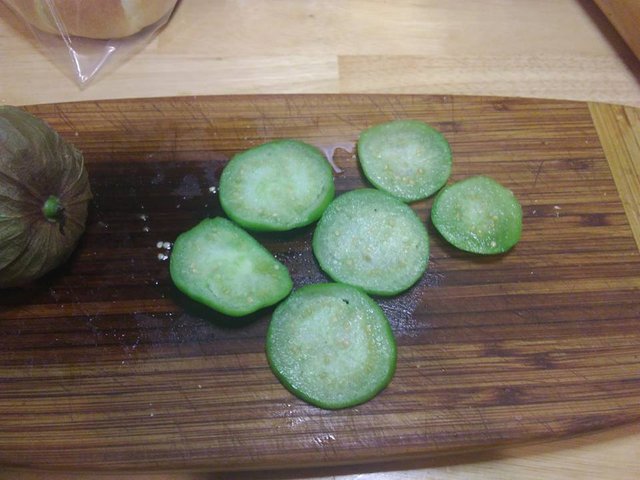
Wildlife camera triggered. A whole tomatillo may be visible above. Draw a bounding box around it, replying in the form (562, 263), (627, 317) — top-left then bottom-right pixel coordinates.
(0, 106), (91, 288)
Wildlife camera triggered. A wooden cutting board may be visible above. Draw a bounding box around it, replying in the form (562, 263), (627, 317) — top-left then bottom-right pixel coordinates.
(1, 95), (639, 472)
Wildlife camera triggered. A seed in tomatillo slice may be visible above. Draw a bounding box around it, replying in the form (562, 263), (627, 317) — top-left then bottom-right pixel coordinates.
(266, 282), (397, 410)
(431, 175), (522, 254)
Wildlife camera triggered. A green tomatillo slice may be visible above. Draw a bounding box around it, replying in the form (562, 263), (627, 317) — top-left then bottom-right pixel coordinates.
(219, 139), (335, 231)
(357, 119), (452, 202)
(266, 282), (397, 409)
(169, 217), (293, 316)
(312, 188), (429, 296)
(431, 175), (522, 254)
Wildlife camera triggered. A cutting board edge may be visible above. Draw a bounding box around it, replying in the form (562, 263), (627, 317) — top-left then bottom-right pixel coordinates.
(3, 415), (640, 473)
(18, 92), (639, 110)
(589, 101), (640, 252)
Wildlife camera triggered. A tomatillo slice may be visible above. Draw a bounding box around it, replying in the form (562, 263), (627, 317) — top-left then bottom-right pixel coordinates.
(431, 175), (522, 254)
(219, 139), (335, 231)
(357, 119), (452, 202)
(312, 188), (429, 296)
(266, 283), (397, 409)
(169, 217), (293, 316)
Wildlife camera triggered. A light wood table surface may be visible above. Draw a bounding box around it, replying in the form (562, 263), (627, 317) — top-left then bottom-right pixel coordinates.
(1, 1), (639, 479)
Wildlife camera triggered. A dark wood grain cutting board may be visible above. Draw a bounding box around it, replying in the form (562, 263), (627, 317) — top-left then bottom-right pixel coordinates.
(1, 95), (639, 471)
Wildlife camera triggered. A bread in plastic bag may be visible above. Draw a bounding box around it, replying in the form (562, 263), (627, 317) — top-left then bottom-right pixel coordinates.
(2, 0), (179, 87)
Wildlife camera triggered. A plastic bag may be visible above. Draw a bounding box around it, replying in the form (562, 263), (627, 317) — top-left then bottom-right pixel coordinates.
(2, 0), (179, 87)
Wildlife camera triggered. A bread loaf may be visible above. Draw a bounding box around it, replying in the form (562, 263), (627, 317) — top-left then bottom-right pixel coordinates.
(4, 0), (178, 39)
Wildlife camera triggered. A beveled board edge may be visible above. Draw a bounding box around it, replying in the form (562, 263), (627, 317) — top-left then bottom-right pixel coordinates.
(589, 102), (640, 252)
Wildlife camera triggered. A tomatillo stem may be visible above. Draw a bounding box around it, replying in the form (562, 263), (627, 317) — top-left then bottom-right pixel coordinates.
(42, 195), (63, 221)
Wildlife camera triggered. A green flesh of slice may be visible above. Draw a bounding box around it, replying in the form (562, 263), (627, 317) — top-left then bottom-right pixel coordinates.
(266, 283), (396, 409)
(357, 119), (452, 202)
(169, 217), (293, 316)
(312, 188), (429, 296)
(220, 139), (335, 231)
(431, 175), (522, 254)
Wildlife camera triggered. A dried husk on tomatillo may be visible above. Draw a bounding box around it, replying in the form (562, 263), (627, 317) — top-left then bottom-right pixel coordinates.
(0, 106), (91, 288)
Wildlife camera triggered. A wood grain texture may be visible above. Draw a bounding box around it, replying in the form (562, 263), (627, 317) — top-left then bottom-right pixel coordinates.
(593, 0), (640, 61)
(589, 102), (640, 251)
(1, 0), (640, 107)
(0, 94), (639, 472)
(4, 422), (640, 479)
